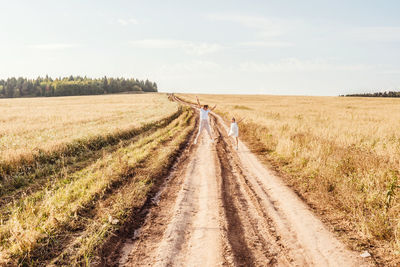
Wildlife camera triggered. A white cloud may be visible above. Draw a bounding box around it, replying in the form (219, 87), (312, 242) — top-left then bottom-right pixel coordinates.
(206, 14), (299, 37)
(158, 60), (221, 74)
(207, 13), (301, 48)
(208, 14), (279, 29)
(129, 39), (222, 55)
(184, 42), (222, 55)
(28, 43), (80, 50)
(129, 39), (182, 48)
(349, 26), (400, 42)
(238, 41), (294, 48)
(239, 58), (373, 72)
(380, 69), (400, 74)
(117, 18), (139, 26)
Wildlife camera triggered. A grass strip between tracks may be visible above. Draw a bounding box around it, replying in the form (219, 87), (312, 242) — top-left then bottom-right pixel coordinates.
(0, 108), (194, 266)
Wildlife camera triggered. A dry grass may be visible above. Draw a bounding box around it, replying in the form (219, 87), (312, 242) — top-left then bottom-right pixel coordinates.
(180, 93), (400, 264)
(0, 94), (177, 164)
(0, 95), (194, 265)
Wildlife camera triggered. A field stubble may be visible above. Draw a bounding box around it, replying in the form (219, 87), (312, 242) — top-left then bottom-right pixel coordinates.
(179, 94), (400, 265)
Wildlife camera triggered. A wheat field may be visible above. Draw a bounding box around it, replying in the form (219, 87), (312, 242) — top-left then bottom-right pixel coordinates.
(180, 93), (400, 263)
(0, 94), (195, 265)
(0, 94), (177, 163)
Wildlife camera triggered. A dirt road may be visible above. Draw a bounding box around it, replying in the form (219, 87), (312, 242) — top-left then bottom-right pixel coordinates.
(116, 99), (374, 266)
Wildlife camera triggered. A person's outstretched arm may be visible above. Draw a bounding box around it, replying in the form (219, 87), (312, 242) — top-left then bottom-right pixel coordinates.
(210, 105), (217, 111)
(196, 96), (201, 108)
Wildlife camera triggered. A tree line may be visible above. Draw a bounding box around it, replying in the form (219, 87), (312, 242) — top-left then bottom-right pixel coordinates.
(0, 76), (157, 98)
(344, 91), (400, 98)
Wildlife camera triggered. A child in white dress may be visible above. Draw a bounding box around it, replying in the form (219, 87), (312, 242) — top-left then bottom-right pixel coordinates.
(228, 117), (244, 150)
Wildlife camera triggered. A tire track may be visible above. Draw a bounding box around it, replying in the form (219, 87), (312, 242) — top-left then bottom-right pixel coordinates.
(122, 114), (223, 267)
(213, 116), (291, 266)
(216, 139), (256, 266)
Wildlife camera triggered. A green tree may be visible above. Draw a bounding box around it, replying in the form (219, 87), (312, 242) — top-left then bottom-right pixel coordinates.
(0, 75), (158, 98)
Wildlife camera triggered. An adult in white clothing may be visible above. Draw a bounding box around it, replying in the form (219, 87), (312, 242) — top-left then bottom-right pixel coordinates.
(194, 96), (217, 144)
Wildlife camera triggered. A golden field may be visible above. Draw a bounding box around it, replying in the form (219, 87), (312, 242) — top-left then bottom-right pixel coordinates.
(0, 94), (177, 163)
(180, 94), (400, 264)
(0, 94), (195, 265)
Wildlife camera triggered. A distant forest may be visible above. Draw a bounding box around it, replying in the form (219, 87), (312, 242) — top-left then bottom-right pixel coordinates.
(345, 91), (400, 98)
(0, 76), (157, 98)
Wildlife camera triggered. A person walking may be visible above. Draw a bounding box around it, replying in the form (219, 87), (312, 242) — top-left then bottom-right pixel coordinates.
(228, 117), (244, 150)
(194, 96), (217, 144)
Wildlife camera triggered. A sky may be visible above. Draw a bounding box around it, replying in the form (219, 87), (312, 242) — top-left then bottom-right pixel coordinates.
(1, 0), (400, 96)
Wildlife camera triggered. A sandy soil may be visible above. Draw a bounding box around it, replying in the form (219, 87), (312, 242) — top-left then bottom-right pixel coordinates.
(117, 98), (375, 267)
